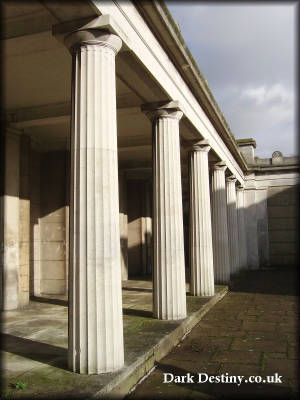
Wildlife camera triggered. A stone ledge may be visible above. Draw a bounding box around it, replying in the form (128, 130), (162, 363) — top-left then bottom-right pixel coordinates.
(1, 284), (228, 399)
(101, 286), (228, 398)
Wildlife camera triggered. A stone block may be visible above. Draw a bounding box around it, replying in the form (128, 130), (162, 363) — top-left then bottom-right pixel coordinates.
(19, 241), (30, 265)
(41, 207), (65, 222)
(270, 254), (298, 266)
(19, 263), (29, 275)
(32, 278), (41, 296)
(41, 279), (66, 295)
(3, 196), (19, 240)
(19, 199), (30, 222)
(40, 242), (65, 261)
(41, 261), (66, 280)
(271, 230), (299, 243)
(40, 222), (65, 242)
(31, 222), (41, 241)
(31, 244), (41, 261)
(19, 218), (30, 241)
(269, 243), (298, 255)
(19, 274), (29, 291)
(268, 218), (296, 231)
(268, 193), (290, 207)
(30, 260), (40, 277)
(18, 291), (29, 307)
(268, 206), (299, 218)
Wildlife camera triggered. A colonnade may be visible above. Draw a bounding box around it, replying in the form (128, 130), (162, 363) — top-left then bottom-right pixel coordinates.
(1, 27), (249, 375)
(62, 28), (249, 375)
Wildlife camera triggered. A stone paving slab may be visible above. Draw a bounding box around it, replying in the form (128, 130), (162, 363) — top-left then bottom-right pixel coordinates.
(128, 268), (299, 400)
(1, 280), (227, 399)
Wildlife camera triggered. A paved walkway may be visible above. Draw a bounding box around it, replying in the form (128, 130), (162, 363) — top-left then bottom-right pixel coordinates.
(128, 268), (299, 399)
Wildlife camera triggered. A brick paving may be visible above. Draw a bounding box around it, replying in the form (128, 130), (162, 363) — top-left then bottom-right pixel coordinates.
(127, 268), (299, 399)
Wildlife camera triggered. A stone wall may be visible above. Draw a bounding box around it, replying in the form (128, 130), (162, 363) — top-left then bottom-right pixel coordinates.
(30, 149), (41, 296)
(267, 185), (299, 266)
(39, 151), (67, 295)
(19, 136), (30, 306)
(126, 179), (152, 277)
(30, 149), (69, 296)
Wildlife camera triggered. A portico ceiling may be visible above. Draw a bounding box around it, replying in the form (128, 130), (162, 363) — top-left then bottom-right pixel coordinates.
(2, 0), (219, 167)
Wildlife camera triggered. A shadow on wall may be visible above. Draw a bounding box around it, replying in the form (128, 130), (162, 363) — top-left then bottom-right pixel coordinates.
(29, 150), (69, 298)
(267, 184), (299, 267)
(2, 141), (299, 303)
(244, 184), (299, 269)
(230, 267), (299, 296)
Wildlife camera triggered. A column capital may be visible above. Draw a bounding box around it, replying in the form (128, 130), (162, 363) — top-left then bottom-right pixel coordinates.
(226, 175), (237, 183)
(64, 29), (122, 54)
(188, 140), (211, 153)
(236, 185), (245, 191)
(141, 101), (183, 121)
(211, 161), (227, 171)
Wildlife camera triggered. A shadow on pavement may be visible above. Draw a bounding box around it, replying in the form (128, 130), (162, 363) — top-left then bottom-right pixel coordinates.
(0, 333), (67, 369)
(230, 267), (299, 296)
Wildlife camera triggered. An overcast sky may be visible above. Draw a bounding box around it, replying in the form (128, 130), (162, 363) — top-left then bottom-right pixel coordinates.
(166, 1), (297, 158)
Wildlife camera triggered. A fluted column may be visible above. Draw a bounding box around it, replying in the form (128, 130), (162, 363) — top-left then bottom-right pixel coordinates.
(226, 176), (240, 274)
(189, 141), (214, 296)
(65, 29), (124, 374)
(142, 101), (186, 320)
(236, 186), (248, 270)
(211, 162), (231, 284)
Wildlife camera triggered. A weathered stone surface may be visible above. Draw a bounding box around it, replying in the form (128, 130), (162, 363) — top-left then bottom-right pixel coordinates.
(1, 131), (21, 310)
(189, 141), (214, 296)
(143, 102), (186, 320)
(66, 29), (124, 374)
(236, 186), (248, 270)
(211, 162), (231, 284)
(226, 175), (239, 274)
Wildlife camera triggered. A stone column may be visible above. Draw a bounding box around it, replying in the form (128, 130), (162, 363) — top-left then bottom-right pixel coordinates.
(256, 188), (270, 267)
(236, 186), (248, 270)
(142, 101), (186, 320)
(1, 129), (20, 310)
(211, 162), (230, 284)
(189, 141), (214, 296)
(65, 29), (124, 374)
(244, 188), (259, 269)
(226, 176), (240, 274)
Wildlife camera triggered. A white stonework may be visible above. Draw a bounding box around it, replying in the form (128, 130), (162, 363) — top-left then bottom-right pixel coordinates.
(236, 186), (248, 270)
(189, 141), (214, 296)
(244, 189), (260, 270)
(256, 188), (270, 267)
(211, 162), (231, 284)
(1, 130), (20, 310)
(226, 175), (240, 274)
(142, 101), (187, 320)
(65, 29), (124, 374)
